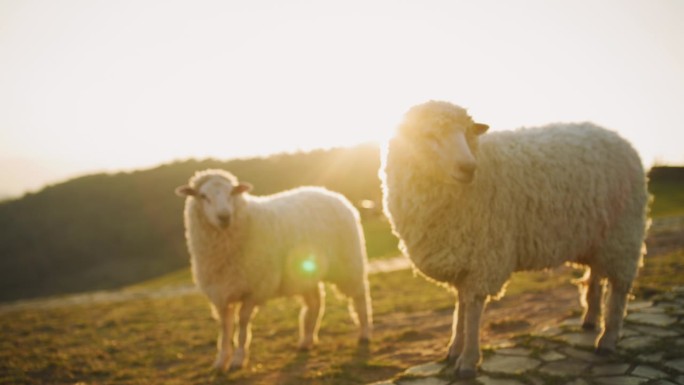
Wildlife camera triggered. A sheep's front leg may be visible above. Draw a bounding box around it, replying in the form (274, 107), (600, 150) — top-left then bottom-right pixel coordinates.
(213, 303), (236, 371)
(580, 269), (603, 330)
(447, 291), (466, 363)
(230, 300), (257, 370)
(454, 294), (485, 379)
(299, 284), (325, 350)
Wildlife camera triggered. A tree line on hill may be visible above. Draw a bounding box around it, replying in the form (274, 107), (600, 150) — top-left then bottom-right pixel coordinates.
(1, 144), (682, 303)
(0, 144), (382, 302)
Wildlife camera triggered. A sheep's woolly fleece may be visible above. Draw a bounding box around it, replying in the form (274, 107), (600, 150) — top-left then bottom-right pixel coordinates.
(381, 101), (649, 302)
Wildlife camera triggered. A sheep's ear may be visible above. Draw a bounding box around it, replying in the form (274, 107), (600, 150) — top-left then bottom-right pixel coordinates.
(175, 185), (197, 197)
(473, 123), (489, 135)
(232, 182), (253, 195)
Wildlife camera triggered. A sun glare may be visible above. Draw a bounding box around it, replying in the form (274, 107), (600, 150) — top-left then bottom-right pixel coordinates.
(301, 259), (317, 274)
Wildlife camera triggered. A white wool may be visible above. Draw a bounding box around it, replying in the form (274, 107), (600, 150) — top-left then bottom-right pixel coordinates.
(182, 172), (370, 308)
(381, 102), (649, 301)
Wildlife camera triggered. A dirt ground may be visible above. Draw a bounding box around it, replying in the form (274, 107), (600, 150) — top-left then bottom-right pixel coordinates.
(347, 218), (684, 384)
(1, 218), (682, 385)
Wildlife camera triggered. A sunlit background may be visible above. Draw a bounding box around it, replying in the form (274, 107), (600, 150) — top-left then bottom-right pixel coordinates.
(1, 0), (683, 198)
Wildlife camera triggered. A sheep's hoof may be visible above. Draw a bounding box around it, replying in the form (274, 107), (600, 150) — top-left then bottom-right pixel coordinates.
(595, 346), (615, 356)
(446, 353), (459, 365)
(581, 322), (597, 331)
(358, 336), (371, 346)
(228, 362), (245, 371)
(456, 368), (477, 379)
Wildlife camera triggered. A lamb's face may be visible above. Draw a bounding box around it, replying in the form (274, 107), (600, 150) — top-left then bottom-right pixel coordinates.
(176, 174), (252, 229)
(197, 178), (241, 228)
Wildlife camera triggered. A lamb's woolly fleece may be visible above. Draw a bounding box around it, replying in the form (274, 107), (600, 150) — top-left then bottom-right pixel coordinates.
(182, 170), (369, 309)
(381, 101), (649, 301)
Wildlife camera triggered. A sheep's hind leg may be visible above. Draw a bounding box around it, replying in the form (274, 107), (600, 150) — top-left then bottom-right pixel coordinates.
(454, 294), (485, 379)
(213, 303), (236, 371)
(447, 291), (466, 364)
(580, 269), (603, 330)
(230, 300), (257, 370)
(298, 283), (325, 350)
(596, 280), (631, 355)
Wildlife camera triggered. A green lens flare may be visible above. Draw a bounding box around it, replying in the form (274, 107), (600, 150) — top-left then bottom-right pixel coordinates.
(301, 259), (317, 273)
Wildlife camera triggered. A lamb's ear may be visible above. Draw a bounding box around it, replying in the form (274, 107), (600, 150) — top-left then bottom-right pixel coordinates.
(175, 185), (197, 197)
(232, 182), (253, 195)
(473, 123), (489, 135)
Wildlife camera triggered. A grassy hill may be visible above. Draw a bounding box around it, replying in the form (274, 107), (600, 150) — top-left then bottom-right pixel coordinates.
(0, 145), (682, 303)
(0, 145), (388, 302)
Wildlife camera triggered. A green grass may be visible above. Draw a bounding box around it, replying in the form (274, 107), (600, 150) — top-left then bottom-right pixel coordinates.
(633, 249), (684, 297)
(1, 171), (682, 384)
(0, 269), (453, 385)
(649, 177), (684, 218)
(3, 248), (684, 385)
(362, 216), (399, 260)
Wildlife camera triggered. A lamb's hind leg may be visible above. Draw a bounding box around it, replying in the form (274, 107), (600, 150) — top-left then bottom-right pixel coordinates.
(351, 289), (372, 343)
(298, 283), (325, 350)
(230, 299), (257, 370)
(580, 268), (603, 330)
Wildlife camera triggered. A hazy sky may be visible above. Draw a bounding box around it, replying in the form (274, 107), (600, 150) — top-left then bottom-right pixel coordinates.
(1, 0), (683, 197)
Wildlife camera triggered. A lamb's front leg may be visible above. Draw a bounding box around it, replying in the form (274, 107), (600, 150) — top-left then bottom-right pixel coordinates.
(454, 294), (485, 379)
(213, 303), (236, 371)
(447, 291), (466, 363)
(230, 299), (257, 370)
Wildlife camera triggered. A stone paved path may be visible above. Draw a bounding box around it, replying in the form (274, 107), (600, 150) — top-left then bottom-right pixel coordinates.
(369, 287), (684, 385)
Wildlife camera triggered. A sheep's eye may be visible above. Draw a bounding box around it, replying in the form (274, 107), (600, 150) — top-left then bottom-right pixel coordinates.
(199, 193), (210, 202)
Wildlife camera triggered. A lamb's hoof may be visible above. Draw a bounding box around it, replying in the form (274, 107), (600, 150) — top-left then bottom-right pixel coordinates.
(456, 368), (477, 379)
(298, 341), (315, 351)
(228, 362), (245, 371)
(446, 353), (459, 365)
(212, 359), (228, 372)
(581, 322), (596, 331)
(595, 346), (615, 356)
(211, 364), (227, 373)
(358, 336), (371, 346)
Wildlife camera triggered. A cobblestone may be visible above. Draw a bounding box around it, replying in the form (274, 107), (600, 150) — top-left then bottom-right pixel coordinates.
(368, 286), (684, 385)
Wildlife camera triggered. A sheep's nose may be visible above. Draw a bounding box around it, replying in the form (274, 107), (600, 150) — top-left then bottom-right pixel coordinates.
(459, 162), (476, 175)
(217, 214), (231, 228)
(451, 161), (476, 183)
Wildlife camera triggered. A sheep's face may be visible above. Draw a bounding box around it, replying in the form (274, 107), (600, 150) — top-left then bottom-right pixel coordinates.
(399, 101), (489, 184)
(426, 124), (489, 184)
(176, 175), (252, 229)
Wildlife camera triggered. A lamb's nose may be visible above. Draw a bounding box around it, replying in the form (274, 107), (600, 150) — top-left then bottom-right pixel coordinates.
(217, 214), (231, 228)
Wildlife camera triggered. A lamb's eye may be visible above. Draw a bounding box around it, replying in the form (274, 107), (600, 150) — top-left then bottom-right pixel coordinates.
(199, 193), (210, 203)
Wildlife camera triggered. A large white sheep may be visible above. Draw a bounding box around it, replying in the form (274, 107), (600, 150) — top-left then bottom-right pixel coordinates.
(175, 169), (372, 371)
(380, 101), (649, 378)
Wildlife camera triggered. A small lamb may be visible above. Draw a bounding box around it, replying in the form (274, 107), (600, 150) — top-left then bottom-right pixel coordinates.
(176, 169), (372, 370)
